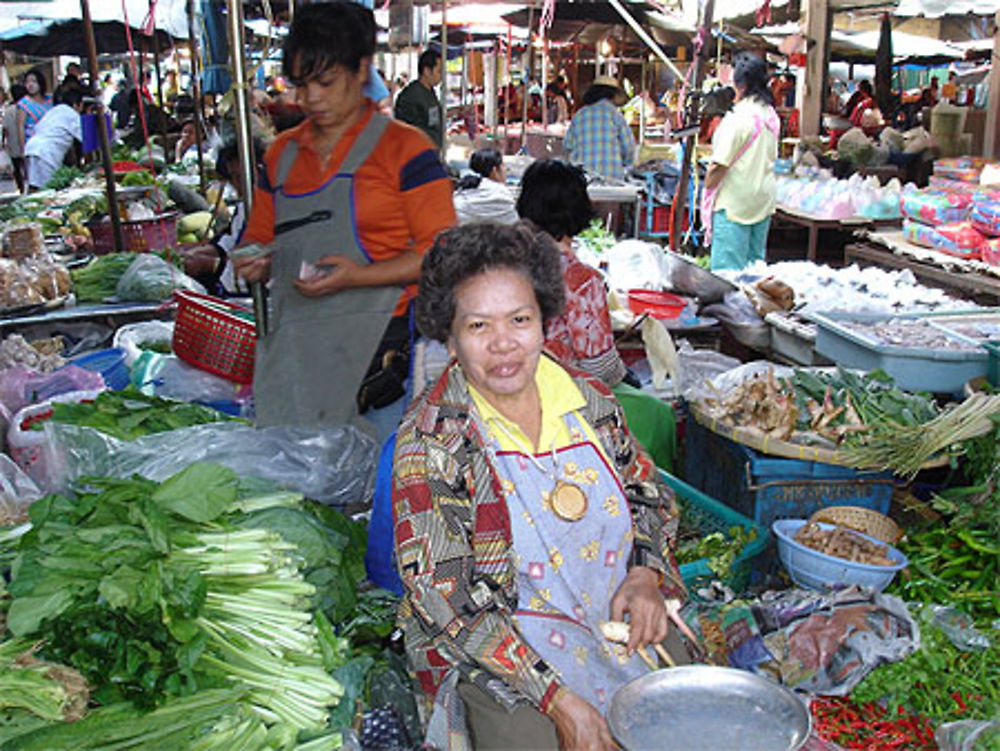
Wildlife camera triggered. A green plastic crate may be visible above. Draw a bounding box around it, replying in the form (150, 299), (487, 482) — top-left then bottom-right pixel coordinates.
(661, 470), (769, 592)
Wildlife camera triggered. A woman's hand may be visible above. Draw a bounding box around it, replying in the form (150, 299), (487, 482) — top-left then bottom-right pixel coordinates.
(609, 566), (667, 654)
(549, 689), (617, 751)
(292, 254), (360, 297)
(232, 253), (271, 284)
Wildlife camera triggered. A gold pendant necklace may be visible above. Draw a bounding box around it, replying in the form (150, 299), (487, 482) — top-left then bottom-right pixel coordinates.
(489, 418), (588, 522)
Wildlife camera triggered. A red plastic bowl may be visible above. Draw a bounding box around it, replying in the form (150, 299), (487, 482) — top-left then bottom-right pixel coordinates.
(628, 289), (686, 320)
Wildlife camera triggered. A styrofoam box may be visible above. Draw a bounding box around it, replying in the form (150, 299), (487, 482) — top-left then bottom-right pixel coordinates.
(812, 311), (987, 396)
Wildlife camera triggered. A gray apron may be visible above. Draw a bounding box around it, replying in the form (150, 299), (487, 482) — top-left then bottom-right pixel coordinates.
(254, 113), (403, 428)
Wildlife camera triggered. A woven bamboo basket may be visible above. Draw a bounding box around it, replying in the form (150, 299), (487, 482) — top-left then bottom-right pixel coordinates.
(807, 505), (902, 545)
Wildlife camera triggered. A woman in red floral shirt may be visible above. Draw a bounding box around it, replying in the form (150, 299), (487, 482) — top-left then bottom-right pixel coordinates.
(516, 159), (626, 387)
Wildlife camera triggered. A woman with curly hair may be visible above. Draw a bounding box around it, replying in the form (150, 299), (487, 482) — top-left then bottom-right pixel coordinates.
(392, 221), (695, 751)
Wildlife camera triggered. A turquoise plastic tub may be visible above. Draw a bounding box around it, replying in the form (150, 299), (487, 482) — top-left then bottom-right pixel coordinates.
(661, 471), (768, 592)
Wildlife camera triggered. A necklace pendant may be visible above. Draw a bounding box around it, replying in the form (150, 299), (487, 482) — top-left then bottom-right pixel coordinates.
(551, 480), (588, 522)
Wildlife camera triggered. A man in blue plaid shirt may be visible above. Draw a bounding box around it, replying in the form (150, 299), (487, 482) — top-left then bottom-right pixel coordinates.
(564, 76), (636, 180)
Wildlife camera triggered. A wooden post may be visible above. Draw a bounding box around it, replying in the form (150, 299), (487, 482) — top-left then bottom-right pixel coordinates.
(801, 0), (831, 137)
(186, 0), (206, 195)
(521, 4), (534, 150)
(151, 21), (170, 163)
(671, 0), (714, 252)
(81, 0), (123, 254)
(984, 10), (1000, 159)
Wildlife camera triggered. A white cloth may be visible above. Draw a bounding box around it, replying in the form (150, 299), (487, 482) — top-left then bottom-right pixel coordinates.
(453, 178), (519, 225)
(23, 105), (81, 188)
(216, 201), (246, 292)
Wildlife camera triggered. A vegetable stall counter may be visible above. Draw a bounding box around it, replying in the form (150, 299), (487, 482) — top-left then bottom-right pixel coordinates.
(772, 206), (902, 263)
(845, 238), (1000, 306)
(0, 300), (172, 334)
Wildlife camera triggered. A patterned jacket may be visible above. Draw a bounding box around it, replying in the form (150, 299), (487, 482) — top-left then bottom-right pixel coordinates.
(392, 356), (685, 716)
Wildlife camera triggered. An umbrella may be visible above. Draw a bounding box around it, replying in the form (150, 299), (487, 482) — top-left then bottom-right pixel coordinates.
(875, 12), (893, 115)
(200, 0), (232, 95)
(0, 18), (175, 56)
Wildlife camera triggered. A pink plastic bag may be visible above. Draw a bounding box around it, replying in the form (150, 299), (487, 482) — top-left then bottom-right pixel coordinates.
(900, 190), (970, 226)
(0, 365), (106, 417)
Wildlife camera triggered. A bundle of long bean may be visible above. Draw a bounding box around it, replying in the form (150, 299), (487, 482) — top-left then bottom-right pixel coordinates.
(838, 393), (1000, 477)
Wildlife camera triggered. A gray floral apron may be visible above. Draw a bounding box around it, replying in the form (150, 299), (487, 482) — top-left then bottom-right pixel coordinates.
(486, 412), (648, 711)
(254, 113), (403, 428)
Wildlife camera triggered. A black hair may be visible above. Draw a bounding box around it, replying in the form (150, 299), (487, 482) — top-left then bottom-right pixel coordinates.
(516, 159), (594, 241)
(59, 87), (83, 108)
(215, 136), (269, 183)
(732, 52), (773, 107)
(416, 222), (566, 342)
(282, 2), (375, 82)
(858, 79), (873, 95)
(10, 84), (26, 103)
(24, 70), (47, 96)
(469, 148), (502, 178)
(582, 84), (619, 106)
(418, 49), (440, 75)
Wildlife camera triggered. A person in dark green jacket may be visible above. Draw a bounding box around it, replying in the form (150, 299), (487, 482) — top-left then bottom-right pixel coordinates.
(394, 49), (443, 149)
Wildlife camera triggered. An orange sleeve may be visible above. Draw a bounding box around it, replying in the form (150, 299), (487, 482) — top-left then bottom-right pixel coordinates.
(241, 135), (295, 246)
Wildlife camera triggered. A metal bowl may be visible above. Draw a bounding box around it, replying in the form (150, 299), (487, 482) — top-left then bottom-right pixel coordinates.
(662, 250), (736, 303)
(608, 666), (811, 751)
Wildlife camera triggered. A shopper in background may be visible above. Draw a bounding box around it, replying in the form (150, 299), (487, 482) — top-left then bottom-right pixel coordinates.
(515, 158), (626, 387)
(24, 88), (84, 191)
(3, 84), (28, 193)
(703, 52), (779, 271)
(453, 147), (518, 225)
(16, 70), (53, 159)
(564, 75), (635, 181)
(393, 49), (444, 150)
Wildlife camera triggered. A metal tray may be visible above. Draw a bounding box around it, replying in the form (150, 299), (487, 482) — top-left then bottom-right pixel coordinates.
(608, 666), (811, 751)
(662, 249), (736, 303)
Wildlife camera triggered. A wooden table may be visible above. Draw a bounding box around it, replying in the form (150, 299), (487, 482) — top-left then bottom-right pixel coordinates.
(844, 240), (1000, 305)
(773, 206), (901, 262)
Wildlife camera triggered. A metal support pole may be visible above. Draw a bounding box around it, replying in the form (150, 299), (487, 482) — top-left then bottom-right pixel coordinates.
(671, 0), (714, 252)
(521, 4), (534, 150)
(226, 0), (266, 336)
(81, 0), (123, 254)
(186, 0), (206, 194)
(151, 21), (170, 161)
(606, 0), (684, 82)
(440, 0), (448, 155)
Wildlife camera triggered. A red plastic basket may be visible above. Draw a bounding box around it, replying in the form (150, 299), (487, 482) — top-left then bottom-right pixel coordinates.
(172, 290), (256, 384)
(88, 212), (178, 254)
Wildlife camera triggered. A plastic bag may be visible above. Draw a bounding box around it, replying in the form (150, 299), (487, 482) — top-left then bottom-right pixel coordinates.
(936, 721), (1000, 751)
(131, 352), (252, 413)
(39, 420), (377, 507)
(112, 320), (175, 367)
(7, 389), (104, 488)
(0, 365), (106, 417)
(115, 254), (205, 302)
(0, 453), (42, 525)
(604, 239), (665, 292)
(925, 604), (991, 651)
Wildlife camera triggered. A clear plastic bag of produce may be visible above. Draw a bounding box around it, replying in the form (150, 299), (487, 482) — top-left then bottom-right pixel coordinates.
(131, 351), (250, 411)
(39, 420), (377, 508)
(937, 720), (1000, 751)
(0, 452), (42, 525)
(925, 604), (992, 652)
(115, 254), (204, 302)
(112, 320), (175, 367)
